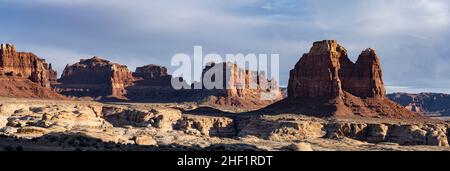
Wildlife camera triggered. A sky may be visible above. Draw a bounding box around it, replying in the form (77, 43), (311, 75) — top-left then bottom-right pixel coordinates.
(0, 0), (449, 93)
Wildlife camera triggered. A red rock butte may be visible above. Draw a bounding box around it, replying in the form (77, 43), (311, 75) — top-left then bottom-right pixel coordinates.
(265, 40), (416, 118)
(194, 62), (283, 110)
(0, 43), (63, 99)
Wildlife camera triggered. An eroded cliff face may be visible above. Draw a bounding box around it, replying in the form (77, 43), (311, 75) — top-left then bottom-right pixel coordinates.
(288, 40), (385, 99)
(56, 56), (134, 98)
(47, 64), (58, 84)
(0, 44), (64, 99)
(126, 64), (181, 101)
(278, 40), (414, 117)
(341, 48), (386, 98)
(288, 40), (346, 99)
(388, 93), (450, 116)
(0, 43), (52, 88)
(196, 62), (282, 110)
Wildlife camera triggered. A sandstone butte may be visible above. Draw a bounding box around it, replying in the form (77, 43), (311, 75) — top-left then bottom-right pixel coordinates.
(191, 62), (283, 110)
(55, 56), (134, 99)
(0, 41), (419, 117)
(55, 56), (281, 110)
(263, 40), (417, 118)
(0, 43), (63, 99)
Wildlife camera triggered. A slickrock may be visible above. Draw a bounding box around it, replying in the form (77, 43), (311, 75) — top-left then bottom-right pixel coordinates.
(237, 115), (326, 141)
(365, 124), (389, 143)
(1, 99), (449, 150)
(134, 135), (157, 146)
(175, 115), (235, 137)
(0, 44), (64, 99)
(102, 106), (182, 130)
(56, 56), (134, 99)
(268, 40), (415, 117)
(283, 143), (314, 151)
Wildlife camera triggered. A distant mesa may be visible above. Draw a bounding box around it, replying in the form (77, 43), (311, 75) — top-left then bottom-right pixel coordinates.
(191, 62), (283, 110)
(126, 64), (187, 101)
(0, 43), (64, 99)
(55, 56), (134, 99)
(264, 40), (416, 118)
(53, 56), (281, 110)
(388, 93), (450, 117)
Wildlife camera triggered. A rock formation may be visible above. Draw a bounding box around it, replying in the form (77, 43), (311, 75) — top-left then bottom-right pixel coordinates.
(268, 40), (415, 117)
(1, 99), (449, 151)
(56, 56), (134, 99)
(0, 43), (52, 88)
(0, 43), (64, 99)
(193, 62), (282, 110)
(126, 64), (186, 101)
(288, 40), (385, 99)
(388, 93), (450, 116)
(58, 59), (282, 110)
(47, 64), (58, 84)
(133, 64), (170, 83)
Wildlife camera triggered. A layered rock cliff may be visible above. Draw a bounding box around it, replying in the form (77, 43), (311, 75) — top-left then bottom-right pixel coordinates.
(0, 43), (64, 99)
(56, 56), (134, 99)
(126, 64), (182, 101)
(195, 62), (282, 110)
(47, 63), (58, 84)
(55, 58), (282, 110)
(0, 43), (52, 88)
(269, 40), (415, 117)
(388, 93), (450, 116)
(288, 40), (385, 99)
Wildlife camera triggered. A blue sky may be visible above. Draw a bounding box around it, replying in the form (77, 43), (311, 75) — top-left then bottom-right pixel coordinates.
(1, 0), (449, 93)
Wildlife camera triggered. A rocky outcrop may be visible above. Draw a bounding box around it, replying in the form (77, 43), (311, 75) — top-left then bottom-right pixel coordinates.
(0, 43), (65, 99)
(325, 122), (449, 146)
(236, 115), (450, 147)
(47, 54), (279, 110)
(126, 64), (183, 101)
(388, 93), (450, 116)
(288, 40), (385, 99)
(194, 62), (282, 110)
(47, 64), (58, 84)
(102, 106), (182, 130)
(237, 115), (326, 141)
(341, 48), (386, 98)
(133, 64), (170, 83)
(175, 115), (236, 137)
(1, 99), (450, 151)
(0, 43), (53, 88)
(56, 56), (134, 99)
(288, 40), (346, 99)
(270, 40), (414, 117)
